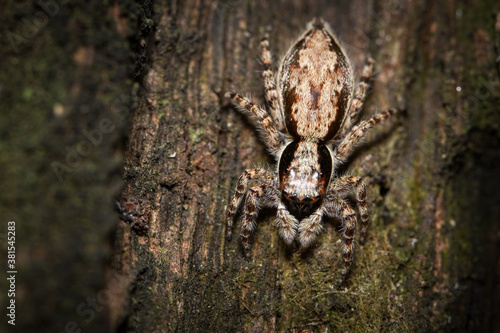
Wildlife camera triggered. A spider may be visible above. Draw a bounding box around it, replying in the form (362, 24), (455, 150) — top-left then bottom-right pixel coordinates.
(225, 19), (396, 283)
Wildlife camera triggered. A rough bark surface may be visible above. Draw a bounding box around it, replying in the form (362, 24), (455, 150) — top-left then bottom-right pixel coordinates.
(2, 0), (500, 332)
(111, 0), (500, 332)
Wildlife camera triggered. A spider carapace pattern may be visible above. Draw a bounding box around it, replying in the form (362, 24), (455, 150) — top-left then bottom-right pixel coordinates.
(225, 19), (396, 284)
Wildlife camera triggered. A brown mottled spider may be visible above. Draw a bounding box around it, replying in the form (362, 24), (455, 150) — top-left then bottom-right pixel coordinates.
(225, 19), (396, 283)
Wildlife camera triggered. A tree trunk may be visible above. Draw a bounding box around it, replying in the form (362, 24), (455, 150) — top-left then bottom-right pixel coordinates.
(111, 0), (500, 331)
(3, 0), (499, 332)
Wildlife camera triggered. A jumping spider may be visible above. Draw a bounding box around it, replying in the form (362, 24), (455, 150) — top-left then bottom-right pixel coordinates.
(225, 19), (396, 283)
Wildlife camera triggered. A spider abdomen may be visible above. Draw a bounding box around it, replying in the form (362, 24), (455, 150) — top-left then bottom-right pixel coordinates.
(279, 21), (353, 141)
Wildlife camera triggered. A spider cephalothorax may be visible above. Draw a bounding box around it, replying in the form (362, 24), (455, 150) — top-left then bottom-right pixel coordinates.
(225, 19), (396, 284)
(278, 139), (332, 216)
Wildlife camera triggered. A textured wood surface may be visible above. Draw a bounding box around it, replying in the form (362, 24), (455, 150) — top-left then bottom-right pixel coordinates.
(3, 0), (499, 332)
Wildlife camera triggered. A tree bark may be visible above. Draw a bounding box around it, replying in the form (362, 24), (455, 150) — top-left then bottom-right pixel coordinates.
(110, 0), (500, 332)
(4, 0), (498, 332)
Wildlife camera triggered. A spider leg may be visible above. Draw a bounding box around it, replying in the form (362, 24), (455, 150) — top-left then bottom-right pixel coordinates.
(324, 198), (357, 285)
(225, 92), (281, 156)
(226, 168), (275, 240)
(239, 185), (264, 257)
(297, 210), (324, 248)
(260, 35), (285, 132)
(276, 203), (299, 244)
(335, 108), (396, 163)
(337, 58), (375, 139)
(238, 183), (280, 257)
(331, 175), (370, 244)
